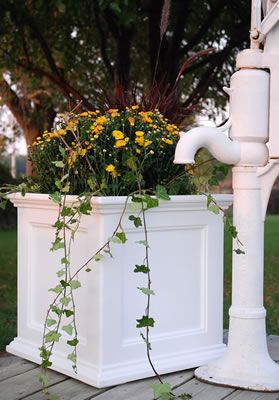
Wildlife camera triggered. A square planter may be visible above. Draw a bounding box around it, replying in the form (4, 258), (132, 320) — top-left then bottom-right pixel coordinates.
(7, 193), (232, 387)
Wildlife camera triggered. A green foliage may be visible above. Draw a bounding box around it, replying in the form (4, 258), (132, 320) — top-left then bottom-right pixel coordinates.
(28, 110), (195, 196)
(136, 315), (155, 328)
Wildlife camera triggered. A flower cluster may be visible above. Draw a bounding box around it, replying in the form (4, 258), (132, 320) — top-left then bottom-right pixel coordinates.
(29, 107), (194, 195)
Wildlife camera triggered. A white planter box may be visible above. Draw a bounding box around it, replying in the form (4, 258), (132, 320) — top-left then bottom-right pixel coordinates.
(7, 193), (232, 387)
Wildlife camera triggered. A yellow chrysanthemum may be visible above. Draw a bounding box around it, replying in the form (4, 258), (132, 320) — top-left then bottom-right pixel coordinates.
(108, 109), (120, 117)
(96, 116), (107, 125)
(128, 117), (135, 126)
(115, 139), (128, 148)
(80, 149), (87, 157)
(162, 138), (173, 145)
(135, 131), (144, 137)
(112, 130), (124, 140)
(144, 140), (152, 147)
(135, 136), (145, 146)
(105, 164), (115, 172)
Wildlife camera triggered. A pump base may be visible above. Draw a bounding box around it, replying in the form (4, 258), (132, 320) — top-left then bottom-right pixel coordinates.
(195, 359), (279, 392)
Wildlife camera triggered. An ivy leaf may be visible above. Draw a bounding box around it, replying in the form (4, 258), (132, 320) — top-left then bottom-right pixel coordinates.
(67, 353), (76, 363)
(46, 318), (57, 327)
(228, 225), (238, 239)
(151, 383), (172, 399)
(48, 284), (63, 294)
(85, 268), (92, 272)
(234, 248), (245, 255)
(109, 236), (122, 244)
(51, 238), (64, 251)
(56, 269), (65, 278)
(50, 305), (62, 316)
(39, 346), (50, 360)
(207, 204), (220, 215)
(155, 185), (171, 201)
(59, 145), (66, 157)
(45, 331), (61, 343)
(93, 254), (103, 262)
(136, 240), (149, 248)
(41, 359), (52, 369)
(178, 394), (192, 399)
(60, 279), (70, 289)
(53, 220), (64, 230)
(129, 215), (142, 228)
(144, 195), (159, 209)
(136, 315), (155, 328)
(138, 287), (155, 296)
(38, 372), (49, 386)
(61, 182), (70, 193)
(62, 324), (73, 336)
(126, 155), (138, 171)
(67, 338), (79, 346)
(61, 207), (72, 217)
(0, 200), (7, 210)
(60, 296), (71, 306)
(115, 232), (127, 243)
(63, 309), (74, 318)
(207, 194), (213, 207)
(70, 280), (81, 290)
(79, 201), (92, 215)
(134, 264), (150, 274)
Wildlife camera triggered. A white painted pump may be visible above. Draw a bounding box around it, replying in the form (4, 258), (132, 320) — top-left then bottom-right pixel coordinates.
(174, 0), (279, 391)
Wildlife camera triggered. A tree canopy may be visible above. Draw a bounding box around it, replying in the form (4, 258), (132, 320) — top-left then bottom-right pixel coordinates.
(0, 0), (250, 153)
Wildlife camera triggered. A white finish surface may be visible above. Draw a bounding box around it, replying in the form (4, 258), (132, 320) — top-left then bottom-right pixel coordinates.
(7, 194), (232, 388)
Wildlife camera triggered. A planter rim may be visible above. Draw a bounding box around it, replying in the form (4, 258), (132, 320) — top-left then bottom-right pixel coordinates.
(8, 192), (233, 211)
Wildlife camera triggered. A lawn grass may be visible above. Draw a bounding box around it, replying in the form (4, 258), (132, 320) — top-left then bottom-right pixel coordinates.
(0, 215), (278, 351)
(224, 214), (279, 334)
(0, 230), (17, 351)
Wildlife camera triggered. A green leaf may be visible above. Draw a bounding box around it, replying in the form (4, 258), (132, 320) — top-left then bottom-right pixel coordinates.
(155, 185), (171, 201)
(60, 296), (71, 306)
(41, 359), (52, 368)
(144, 195), (159, 209)
(46, 318), (57, 327)
(129, 215), (142, 228)
(109, 236), (122, 244)
(60, 279), (70, 289)
(0, 199), (7, 209)
(134, 264), (150, 274)
(85, 268), (92, 272)
(228, 225), (238, 239)
(93, 254), (103, 262)
(52, 160), (65, 168)
(56, 269), (66, 278)
(70, 280), (81, 290)
(67, 353), (76, 363)
(62, 324), (73, 336)
(138, 287), (155, 296)
(59, 145), (66, 157)
(61, 182), (70, 193)
(115, 232), (127, 243)
(136, 240), (149, 248)
(51, 238), (64, 251)
(234, 248), (245, 255)
(50, 305), (62, 316)
(61, 257), (69, 265)
(67, 338), (79, 346)
(79, 201), (92, 215)
(136, 315), (155, 328)
(39, 346), (51, 360)
(53, 220), (64, 230)
(45, 331), (61, 343)
(151, 383), (172, 399)
(48, 284), (63, 293)
(61, 206), (72, 217)
(126, 155), (138, 171)
(63, 309), (74, 317)
(207, 194), (213, 207)
(49, 191), (62, 204)
(208, 204), (220, 215)
(178, 394), (192, 399)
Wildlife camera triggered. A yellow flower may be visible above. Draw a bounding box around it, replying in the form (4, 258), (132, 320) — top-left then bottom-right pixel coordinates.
(79, 112), (88, 117)
(105, 164), (115, 172)
(112, 130), (124, 140)
(135, 136), (145, 146)
(136, 148), (141, 154)
(144, 140), (152, 147)
(108, 109), (120, 117)
(131, 105), (139, 110)
(80, 149), (87, 157)
(96, 116), (107, 125)
(162, 138), (173, 145)
(128, 117), (135, 126)
(58, 129), (66, 135)
(85, 141), (90, 146)
(135, 131), (144, 137)
(139, 112), (152, 123)
(115, 139), (128, 148)
(149, 150), (154, 155)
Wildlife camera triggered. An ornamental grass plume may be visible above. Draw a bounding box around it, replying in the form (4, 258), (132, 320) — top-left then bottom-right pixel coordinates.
(28, 107), (195, 196)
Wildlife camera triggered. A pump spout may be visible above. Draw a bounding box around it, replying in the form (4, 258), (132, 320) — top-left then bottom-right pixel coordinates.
(174, 120), (241, 166)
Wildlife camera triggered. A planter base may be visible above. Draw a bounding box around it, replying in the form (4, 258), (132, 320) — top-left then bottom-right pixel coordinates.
(8, 337), (226, 387)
